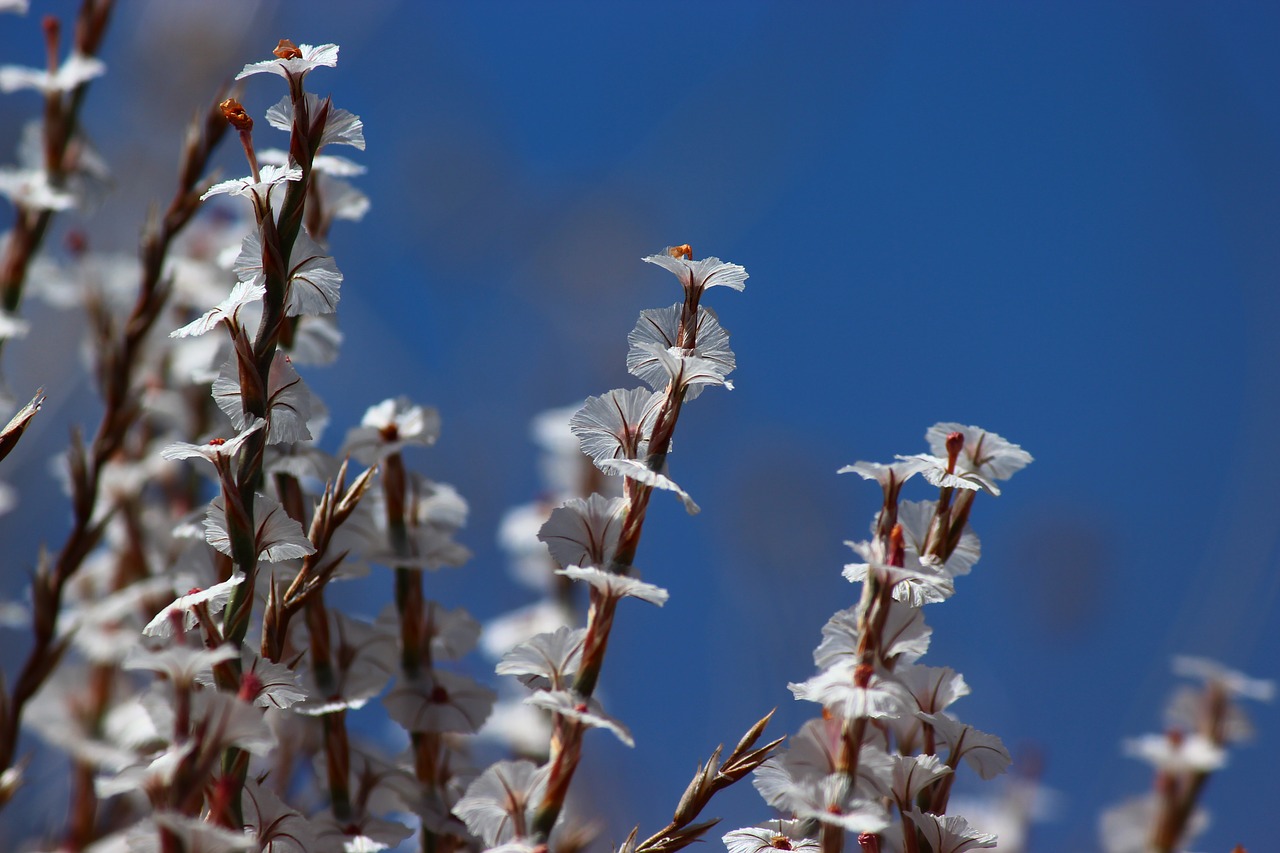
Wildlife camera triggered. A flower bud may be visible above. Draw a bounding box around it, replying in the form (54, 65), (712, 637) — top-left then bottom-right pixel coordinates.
(273, 38), (303, 60)
(219, 98), (253, 132)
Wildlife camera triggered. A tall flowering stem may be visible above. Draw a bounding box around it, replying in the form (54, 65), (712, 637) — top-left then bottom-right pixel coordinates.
(0, 89), (229, 799)
(531, 245), (744, 841)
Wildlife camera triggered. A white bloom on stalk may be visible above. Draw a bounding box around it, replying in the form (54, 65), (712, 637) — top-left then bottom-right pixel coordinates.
(886, 753), (952, 811)
(906, 812), (998, 853)
(896, 499), (980, 578)
(160, 418), (265, 466)
(153, 811), (255, 852)
(233, 229), (342, 316)
(191, 691), (276, 755)
(169, 280), (266, 338)
(643, 249), (748, 299)
(200, 163), (302, 203)
(242, 779), (319, 853)
(789, 664), (913, 722)
(454, 760), (548, 847)
(123, 641), (239, 689)
(895, 663), (971, 716)
(631, 341), (733, 395)
(1171, 655), (1275, 702)
(194, 646), (309, 710)
(537, 494), (625, 569)
(383, 670), (496, 734)
(722, 822), (819, 853)
(265, 93), (365, 150)
(598, 456), (699, 514)
(0, 166), (76, 211)
(204, 493), (315, 562)
(627, 304), (735, 400)
(814, 602), (931, 671)
(526, 689), (635, 747)
(926, 423), (1033, 485)
(0, 52), (105, 94)
(236, 42), (339, 82)
(496, 625), (586, 691)
(843, 538), (954, 606)
(295, 611), (397, 715)
(341, 396), (441, 464)
(569, 387), (662, 466)
(212, 351), (318, 444)
(142, 573), (245, 638)
(751, 762), (889, 834)
(919, 712), (1012, 780)
(1122, 732), (1226, 774)
(556, 565), (669, 607)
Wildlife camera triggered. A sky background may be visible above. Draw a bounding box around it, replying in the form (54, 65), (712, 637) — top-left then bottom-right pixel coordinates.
(2, 2), (1279, 851)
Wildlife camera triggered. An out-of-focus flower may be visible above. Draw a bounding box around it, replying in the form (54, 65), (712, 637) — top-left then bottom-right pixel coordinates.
(341, 397), (441, 465)
(0, 53), (104, 94)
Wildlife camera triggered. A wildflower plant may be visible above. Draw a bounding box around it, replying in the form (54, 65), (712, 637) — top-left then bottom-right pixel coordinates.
(0, 7), (1271, 853)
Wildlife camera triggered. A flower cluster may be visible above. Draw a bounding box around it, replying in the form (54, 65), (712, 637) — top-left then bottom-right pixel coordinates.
(724, 425), (1032, 853)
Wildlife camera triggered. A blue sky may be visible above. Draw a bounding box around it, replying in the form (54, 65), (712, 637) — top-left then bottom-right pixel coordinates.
(2, 2), (1278, 850)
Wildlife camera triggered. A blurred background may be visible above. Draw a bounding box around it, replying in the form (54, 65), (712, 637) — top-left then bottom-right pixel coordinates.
(2, 1), (1278, 850)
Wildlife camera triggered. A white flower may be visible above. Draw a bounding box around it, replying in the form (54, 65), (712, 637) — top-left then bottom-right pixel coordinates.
(537, 494), (625, 569)
(843, 538), (954, 606)
(642, 250), (748, 299)
(200, 163), (302, 202)
(0, 53), (105, 94)
(265, 93), (365, 150)
(170, 280), (266, 338)
(1122, 731), (1226, 774)
(295, 611), (397, 715)
(453, 760), (548, 847)
(926, 423), (1033, 486)
(723, 824), (818, 853)
(1172, 655), (1275, 702)
(886, 753), (951, 811)
(0, 166), (76, 211)
(242, 779), (319, 853)
(383, 670), (496, 734)
(631, 341), (733, 395)
(160, 418), (265, 466)
(895, 663), (970, 715)
(525, 689), (634, 747)
(233, 229), (342, 316)
(142, 573), (245, 638)
(236, 42), (339, 82)
(204, 493), (316, 562)
(626, 304), (735, 400)
(814, 601), (931, 671)
(906, 812), (997, 853)
(569, 387), (662, 466)
(556, 565), (669, 606)
(598, 457), (699, 514)
(496, 626), (586, 691)
(751, 763), (889, 834)
(789, 665), (913, 721)
(212, 351), (318, 444)
(920, 712), (1012, 780)
(122, 641), (239, 688)
(341, 396), (441, 464)
(838, 457), (930, 500)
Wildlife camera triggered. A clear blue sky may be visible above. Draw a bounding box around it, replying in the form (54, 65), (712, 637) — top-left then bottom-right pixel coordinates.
(2, 2), (1278, 850)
